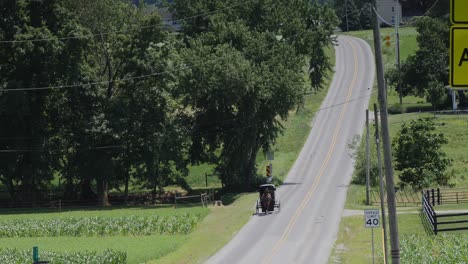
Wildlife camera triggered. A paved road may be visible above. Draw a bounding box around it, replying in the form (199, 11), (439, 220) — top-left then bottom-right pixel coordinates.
(205, 35), (375, 264)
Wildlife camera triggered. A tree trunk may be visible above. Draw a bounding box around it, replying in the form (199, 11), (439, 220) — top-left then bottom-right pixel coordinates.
(97, 179), (110, 207)
(124, 171), (129, 205)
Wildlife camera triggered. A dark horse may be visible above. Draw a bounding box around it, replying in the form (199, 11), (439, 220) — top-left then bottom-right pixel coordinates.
(257, 184), (278, 215)
(261, 190), (273, 214)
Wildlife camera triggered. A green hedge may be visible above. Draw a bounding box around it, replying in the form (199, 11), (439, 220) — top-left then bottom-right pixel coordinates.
(0, 249), (126, 264)
(0, 214), (201, 237)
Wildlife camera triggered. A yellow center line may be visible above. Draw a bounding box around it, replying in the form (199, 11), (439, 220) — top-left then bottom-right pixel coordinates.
(262, 37), (359, 264)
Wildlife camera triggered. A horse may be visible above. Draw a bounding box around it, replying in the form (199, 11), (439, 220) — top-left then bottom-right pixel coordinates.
(261, 190), (273, 214)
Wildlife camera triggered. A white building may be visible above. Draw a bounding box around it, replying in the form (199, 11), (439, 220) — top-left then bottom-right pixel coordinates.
(377, 0), (402, 26)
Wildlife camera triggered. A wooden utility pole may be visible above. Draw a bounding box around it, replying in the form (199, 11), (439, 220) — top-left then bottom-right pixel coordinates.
(374, 104), (389, 264)
(394, 0), (402, 105)
(371, 2), (401, 263)
(366, 109), (370, 205)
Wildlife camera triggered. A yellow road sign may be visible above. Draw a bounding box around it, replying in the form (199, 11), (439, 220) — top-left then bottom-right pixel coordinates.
(451, 0), (468, 24)
(450, 26), (468, 87)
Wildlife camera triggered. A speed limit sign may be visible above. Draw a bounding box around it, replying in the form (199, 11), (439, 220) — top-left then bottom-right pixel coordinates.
(364, 209), (380, 228)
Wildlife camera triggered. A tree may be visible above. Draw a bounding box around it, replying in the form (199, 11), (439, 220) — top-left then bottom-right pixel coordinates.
(386, 16), (450, 108)
(393, 117), (451, 189)
(173, 0), (338, 189)
(0, 0), (91, 205)
(331, 0), (371, 32)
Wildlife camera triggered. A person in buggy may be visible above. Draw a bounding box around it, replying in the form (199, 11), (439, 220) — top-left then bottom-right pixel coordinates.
(257, 184), (278, 214)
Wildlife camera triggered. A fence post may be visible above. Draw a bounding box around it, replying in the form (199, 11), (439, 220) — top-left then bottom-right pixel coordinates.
(457, 192), (459, 204)
(434, 213), (438, 235)
(437, 188), (440, 205)
(174, 192), (177, 208)
(431, 189), (435, 206)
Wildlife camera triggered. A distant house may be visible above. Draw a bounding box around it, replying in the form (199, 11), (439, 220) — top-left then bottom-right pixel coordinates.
(157, 7), (181, 31)
(132, 0), (181, 31)
(377, 0), (402, 26)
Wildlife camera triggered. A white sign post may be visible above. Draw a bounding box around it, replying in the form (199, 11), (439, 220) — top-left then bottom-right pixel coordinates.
(364, 209), (380, 264)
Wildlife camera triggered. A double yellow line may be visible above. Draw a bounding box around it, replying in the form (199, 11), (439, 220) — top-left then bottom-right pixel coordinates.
(262, 37), (360, 264)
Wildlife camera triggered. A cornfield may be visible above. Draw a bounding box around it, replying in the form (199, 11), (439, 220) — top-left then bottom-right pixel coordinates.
(399, 234), (468, 263)
(0, 213), (202, 237)
(0, 248), (126, 264)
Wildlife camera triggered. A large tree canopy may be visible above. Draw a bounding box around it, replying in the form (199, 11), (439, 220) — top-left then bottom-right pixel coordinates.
(173, 0), (338, 188)
(0, 0), (338, 205)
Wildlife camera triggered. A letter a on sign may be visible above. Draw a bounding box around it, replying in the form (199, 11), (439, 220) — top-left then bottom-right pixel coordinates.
(459, 48), (468, 66)
(450, 26), (468, 87)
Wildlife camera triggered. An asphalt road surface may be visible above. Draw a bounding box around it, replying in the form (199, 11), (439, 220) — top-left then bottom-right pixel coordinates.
(205, 35), (375, 264)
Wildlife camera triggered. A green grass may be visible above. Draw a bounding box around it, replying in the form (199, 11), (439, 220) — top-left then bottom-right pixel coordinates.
(151, 193), (257, 264)
(331, 27), (468, 263)
(330, 212), (427, 264)
(0, 207), (208, 264)
(342, 27), (418, 64)
(343, 27), (430, 111)
(331, 112), (468, 263)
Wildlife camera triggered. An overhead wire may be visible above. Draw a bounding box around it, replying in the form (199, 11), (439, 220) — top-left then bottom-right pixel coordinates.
(0, 90), (376, 153)
(0, 4), (375, 152)
(372, 0), (442, 28)
(1, 5), (370, 92)
(0, 1), (246, 44)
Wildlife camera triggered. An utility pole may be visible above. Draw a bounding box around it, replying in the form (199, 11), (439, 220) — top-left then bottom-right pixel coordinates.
(371, 1), (401, 263)
(366, 109), (370, 205)
(394, 0), (402, 105)
(345, 0), (349, 32)
(374, 104), (389, 264)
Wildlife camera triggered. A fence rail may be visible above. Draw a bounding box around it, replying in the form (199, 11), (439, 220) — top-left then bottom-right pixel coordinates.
(424, 188), (468, 206)
(421, 191), (468, 235)
(0, 189), (217, 210)
(371, 189), (422, 206)
(173, 189), (215, 208)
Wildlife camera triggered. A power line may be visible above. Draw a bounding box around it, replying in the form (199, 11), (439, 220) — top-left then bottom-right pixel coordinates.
(0, 2), (246, 44)
(0, 90), (375, 153)
(1, 5), (370, 93)
(372, 0), (442, 28)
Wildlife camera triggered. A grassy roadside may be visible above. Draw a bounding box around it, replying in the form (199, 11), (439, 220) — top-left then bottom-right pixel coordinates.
(331, 28), (468, 263)
(152, 193), (257, 264)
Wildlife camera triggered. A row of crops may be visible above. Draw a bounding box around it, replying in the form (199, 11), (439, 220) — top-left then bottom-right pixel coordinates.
(0, 213), (203, 237)
(0, 249), (126, 264)
(0, 212), (205, 263)
(398, 234), (468, 263)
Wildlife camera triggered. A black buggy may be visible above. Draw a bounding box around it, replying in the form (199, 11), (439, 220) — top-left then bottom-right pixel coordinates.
(255, 184), (280, 214)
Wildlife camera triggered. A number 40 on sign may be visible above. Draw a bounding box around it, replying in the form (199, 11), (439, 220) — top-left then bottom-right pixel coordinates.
(364, 209), (380, 228)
